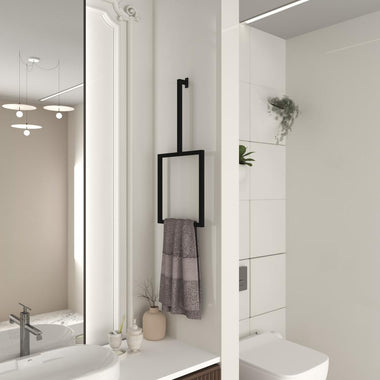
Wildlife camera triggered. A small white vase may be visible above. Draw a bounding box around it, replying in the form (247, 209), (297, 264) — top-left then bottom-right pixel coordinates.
(126, 319), (143, 352)
(108, 331), (122, 351)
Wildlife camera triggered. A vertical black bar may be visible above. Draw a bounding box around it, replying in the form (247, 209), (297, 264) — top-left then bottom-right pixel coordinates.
(198, 150), (205, 227)
(177, 80), (183, 153)
(177, 78), (189, 153)
(158, 156), (163, 223)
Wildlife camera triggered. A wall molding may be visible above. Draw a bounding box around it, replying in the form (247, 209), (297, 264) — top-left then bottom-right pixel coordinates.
(112, 0), (139, 22)
(86, 0), (128, 343)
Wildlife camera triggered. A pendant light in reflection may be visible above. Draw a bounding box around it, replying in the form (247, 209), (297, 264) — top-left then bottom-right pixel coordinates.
(2, 52), (37, 118)
(9, 57), (42, 136)
(43, 60), (74, 119)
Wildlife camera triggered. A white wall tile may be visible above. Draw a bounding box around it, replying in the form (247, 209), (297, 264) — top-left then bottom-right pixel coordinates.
(239, 24), (287, 347)
(250, 27), (285, 91)
(250, 84), (285, 145)
(239, 260), (250, 320)
(251, 200), (286, 258)
(250, 308), (286, 337)
(251, 254), (286, 316)
(239, 25), (250, 83)
(239, 141), (251, 200)
(239, 319), (250, 339)
(239, 201), (250, 260)
(250, 142), (285, 200)
(240, 82), (250, 141)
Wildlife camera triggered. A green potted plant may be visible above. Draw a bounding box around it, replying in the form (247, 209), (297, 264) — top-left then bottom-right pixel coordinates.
(239, 144), (254, 182)
(267, 95), (299, 143)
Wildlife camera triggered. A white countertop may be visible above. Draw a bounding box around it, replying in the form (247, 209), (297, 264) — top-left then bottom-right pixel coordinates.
(118, 337), (220, 380)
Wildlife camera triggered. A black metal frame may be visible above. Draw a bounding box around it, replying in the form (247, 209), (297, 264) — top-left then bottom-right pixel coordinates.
(157, 78), (205, 227)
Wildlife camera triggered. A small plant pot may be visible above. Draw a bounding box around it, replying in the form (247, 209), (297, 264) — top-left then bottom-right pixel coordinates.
(108, 331), (122, 351)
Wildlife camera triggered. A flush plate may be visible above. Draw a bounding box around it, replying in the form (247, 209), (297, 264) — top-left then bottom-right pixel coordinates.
(239, 266), (248, 291)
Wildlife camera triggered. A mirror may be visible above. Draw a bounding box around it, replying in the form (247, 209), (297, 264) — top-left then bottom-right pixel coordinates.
(0, 0), (84, 359)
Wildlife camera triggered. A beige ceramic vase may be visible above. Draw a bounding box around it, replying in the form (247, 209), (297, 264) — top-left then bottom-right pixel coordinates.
(142, 306), (166, 341)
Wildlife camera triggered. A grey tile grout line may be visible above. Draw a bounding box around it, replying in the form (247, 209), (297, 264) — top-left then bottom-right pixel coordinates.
(252, 252), (286, 259)
(240, 139), (286, 147)
(239, 252), (286, 262)
(239, 199), (286, 201)
(239, 80), (284, 94)
(252, 307), (286, 318)
(239, 307), (287, 323)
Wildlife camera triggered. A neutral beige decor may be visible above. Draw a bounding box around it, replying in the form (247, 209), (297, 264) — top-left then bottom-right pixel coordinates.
(142, 307), (166, 341)
(126, 319), (143, 352)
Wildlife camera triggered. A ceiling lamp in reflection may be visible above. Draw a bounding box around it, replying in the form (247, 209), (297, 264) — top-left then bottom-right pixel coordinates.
(42, 61), (75, 119)
(2, 104), (36, 118)
(11, 123), (42, 137)
(1, 53), (37, 118)
(43, 105), (74, 119)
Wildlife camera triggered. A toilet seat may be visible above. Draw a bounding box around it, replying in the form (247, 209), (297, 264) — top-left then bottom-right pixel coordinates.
(240, 332), (329, 379)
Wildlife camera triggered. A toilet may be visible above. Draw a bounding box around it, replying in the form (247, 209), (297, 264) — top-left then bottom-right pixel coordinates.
(240, 332), (329, 380)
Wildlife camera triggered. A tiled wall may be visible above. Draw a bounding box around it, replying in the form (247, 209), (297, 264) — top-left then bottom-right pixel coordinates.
(239, 25), (286, 339)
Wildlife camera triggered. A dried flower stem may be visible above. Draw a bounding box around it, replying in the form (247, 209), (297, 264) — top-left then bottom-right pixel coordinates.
(138, 279), (157, 308)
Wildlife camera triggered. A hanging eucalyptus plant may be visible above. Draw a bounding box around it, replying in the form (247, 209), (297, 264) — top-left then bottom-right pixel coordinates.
(267, 95), (299, 143)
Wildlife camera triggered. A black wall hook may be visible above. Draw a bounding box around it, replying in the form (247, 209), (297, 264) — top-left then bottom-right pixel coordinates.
(157, 77), (205, 227)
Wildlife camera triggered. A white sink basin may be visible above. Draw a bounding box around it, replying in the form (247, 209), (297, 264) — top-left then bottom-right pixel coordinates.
(0, 345), (119, 380)
(0, 324), (75, 362)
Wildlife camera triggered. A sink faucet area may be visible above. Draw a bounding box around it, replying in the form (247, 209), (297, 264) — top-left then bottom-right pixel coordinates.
(0, 304), (75, 363)
(0, 345), (120, 380)
(8, 304), (42, 358)
(0, 305), (118, 380)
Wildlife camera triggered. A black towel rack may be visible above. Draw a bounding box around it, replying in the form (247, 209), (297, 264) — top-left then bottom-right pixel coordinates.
(157, 78), (205, 227)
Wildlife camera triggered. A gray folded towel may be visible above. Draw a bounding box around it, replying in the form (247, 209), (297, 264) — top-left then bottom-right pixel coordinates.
(159, 218), (201, 319)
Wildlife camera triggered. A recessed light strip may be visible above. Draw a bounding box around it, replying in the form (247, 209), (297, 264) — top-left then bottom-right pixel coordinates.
(243, 0), (311, 24)
(39, 83), (84, 102)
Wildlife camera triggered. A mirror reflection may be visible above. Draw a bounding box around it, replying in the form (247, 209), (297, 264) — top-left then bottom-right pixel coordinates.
(0, 0), (84, 361)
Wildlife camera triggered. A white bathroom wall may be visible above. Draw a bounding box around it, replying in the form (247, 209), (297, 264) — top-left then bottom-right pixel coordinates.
(154, 0), (222, 355)
(68, 104), (84, 315)
(0, 105), (68, 321)
(287, 11), (380, 380)
(239, 25), (286, 338)
(154, 2), (240, 375)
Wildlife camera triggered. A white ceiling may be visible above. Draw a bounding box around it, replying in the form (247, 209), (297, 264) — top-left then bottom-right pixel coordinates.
(240, 0), (380, 39)
(0, 0), (83, 106)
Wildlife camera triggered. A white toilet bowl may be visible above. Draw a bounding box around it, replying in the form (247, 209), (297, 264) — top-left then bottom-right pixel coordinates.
(240, 332), (329, 380)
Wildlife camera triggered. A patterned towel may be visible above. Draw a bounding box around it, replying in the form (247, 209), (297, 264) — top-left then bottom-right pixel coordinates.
(159, 219), (201, 319)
